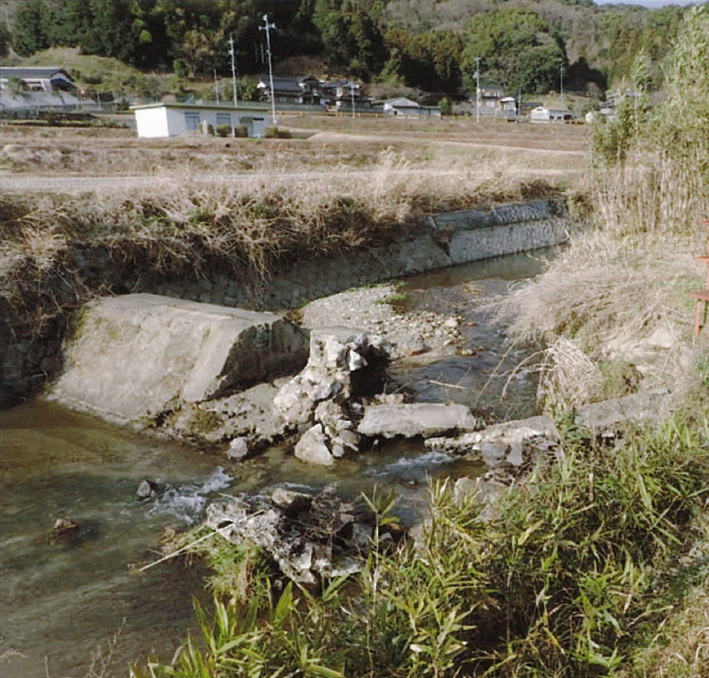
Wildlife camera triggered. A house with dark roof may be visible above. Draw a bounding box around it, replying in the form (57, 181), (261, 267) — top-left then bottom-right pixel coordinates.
(256, 75), (324, 106)
(0, 67), (76, 92)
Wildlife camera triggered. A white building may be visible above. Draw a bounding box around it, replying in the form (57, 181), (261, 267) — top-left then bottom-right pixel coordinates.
(529, 106), (574, 123)
(132, 102), (271, 138)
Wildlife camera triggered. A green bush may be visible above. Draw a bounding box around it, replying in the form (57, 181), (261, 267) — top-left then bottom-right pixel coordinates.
(263, 126), (291, 139)
(215, 124), (231, 138)
(234, 124), (248, 138)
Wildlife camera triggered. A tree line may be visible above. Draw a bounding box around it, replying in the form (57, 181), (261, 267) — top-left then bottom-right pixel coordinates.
(1, 0), (688, 96)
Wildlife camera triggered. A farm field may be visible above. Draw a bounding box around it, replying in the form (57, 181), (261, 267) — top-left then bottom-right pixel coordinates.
(0, 113), (587, 194)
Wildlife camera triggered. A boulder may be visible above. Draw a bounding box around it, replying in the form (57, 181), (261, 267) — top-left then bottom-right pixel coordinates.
(50, 294), (308, 423)
(294, 424), (335, 466)
(227, 437), (250, 461)
(575, 390), (671, 436)
(358, 403), (479, 439)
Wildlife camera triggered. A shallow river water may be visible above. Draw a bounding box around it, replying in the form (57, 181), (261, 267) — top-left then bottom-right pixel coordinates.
(0, 249), (551, 677)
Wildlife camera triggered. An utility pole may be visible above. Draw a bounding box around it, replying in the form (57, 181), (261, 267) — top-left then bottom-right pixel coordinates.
(349, 80), (356, 119)
(517, 89), (522, 121)
(260, 14), (277, 126)
(560, 64), (564, 99)
(229, 34), (238, 107)
(475, 57), (481, 124)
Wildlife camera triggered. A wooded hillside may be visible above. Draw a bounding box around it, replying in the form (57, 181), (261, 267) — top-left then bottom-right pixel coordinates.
(0, 0), (690, 97)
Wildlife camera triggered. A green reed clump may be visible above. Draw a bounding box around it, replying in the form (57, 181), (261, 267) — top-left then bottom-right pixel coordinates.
(135, 416), (709, 678)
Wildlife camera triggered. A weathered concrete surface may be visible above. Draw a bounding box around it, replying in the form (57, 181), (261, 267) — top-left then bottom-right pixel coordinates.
(49, 294), (308, 422)
(358, 403), (479, 439)
(575, 390), (672, 436)
(426, 415), (561, 467)
(273, 327), (390, 429)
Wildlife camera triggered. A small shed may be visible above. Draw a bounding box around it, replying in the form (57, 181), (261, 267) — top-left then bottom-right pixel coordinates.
(529, 106), (574, 123)
(132, 102), (271, 138)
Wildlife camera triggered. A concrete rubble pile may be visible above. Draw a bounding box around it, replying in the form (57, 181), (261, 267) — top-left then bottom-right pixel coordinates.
(205, 486), (375, 584)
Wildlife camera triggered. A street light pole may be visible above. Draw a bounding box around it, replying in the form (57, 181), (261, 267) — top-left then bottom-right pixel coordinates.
(475, 57), (481, 124)
(229, 34), (238, 107)
(260, 14), (277, 126)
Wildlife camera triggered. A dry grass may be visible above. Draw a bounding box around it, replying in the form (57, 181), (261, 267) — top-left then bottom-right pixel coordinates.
(0, 151), (559, 338)
(0, 114), (588, 178)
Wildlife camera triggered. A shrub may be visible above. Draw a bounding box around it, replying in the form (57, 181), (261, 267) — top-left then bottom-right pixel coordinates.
(263, 126), (291, 139)
(136, 417), (709, 678)
(215, 124), (231, 138)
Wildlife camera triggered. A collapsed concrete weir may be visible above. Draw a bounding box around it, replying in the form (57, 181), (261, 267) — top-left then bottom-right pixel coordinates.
(3, 199), (572, 408)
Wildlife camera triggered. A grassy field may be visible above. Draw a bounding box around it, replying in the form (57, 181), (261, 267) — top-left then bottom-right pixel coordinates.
(0, 113), (587, 180)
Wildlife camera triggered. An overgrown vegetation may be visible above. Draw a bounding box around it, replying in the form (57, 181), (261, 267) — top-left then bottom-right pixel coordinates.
(135, 417), (709, 677)
(497, 5), (709, 411)
(0, 148), (550, 338)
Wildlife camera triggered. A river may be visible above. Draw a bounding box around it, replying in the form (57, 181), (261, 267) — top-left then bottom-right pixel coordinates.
(0, 249), (551, 677)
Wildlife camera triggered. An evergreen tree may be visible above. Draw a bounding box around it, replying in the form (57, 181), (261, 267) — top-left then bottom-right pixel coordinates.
(461, 9), (567, 95)
(11, 0), (50, 56)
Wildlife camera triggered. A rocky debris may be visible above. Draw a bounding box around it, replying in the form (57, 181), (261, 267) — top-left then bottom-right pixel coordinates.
(293, 401), (364, 466)
(294, 424), (335, 466)
(274, 327), (390, 429)
(227, 437), (250, 461)
(136, 479), (165, 500)
(53, 518), (79, 535)
(300, 286), (464, 359)
(575, 389), (672, 437)
(165, 381), (289, 450)
(205, 486), (374, 585)
(427, 415), (562, 483)
(358, 403), (479, 440)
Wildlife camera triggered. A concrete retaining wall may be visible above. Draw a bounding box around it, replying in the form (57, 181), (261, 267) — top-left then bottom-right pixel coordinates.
(1, 199), (570, 406)
(153, 199), (569, 310)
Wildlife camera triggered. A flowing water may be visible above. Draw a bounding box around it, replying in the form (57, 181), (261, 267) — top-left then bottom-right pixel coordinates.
(0, 249), (551, 677)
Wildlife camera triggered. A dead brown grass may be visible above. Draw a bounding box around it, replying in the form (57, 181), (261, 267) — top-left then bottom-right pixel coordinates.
(0, 151), (560, 338)
(0, 115), (587, 179)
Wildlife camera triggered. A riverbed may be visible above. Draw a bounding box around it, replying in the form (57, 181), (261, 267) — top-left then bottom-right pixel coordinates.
(0, 249), (551, 677)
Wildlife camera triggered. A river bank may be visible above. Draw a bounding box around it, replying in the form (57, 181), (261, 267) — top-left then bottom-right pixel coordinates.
(1, 250), (554, 677)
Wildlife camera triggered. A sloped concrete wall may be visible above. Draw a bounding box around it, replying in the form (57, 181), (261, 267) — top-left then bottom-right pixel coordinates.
(48, 294), (308, 422)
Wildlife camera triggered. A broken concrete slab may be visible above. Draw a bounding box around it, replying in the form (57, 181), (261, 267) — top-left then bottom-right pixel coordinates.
(273, 327), (390, 428)
(357, 403), (479, 439)
(426, 415), (561, 468)
(49, 294), (308, 422)
(294, 424), (335, 466)
(575, 390), (672, 436)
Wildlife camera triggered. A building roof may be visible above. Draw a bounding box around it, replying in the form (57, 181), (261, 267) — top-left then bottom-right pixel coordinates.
(131, 101), (270, 113)
(257, 77), (303, 93)
(0, 67), (73, 80)
(382, 97), (421, 108)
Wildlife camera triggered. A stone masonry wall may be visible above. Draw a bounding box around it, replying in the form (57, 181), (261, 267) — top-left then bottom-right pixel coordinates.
(1, 199), (570, 406)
